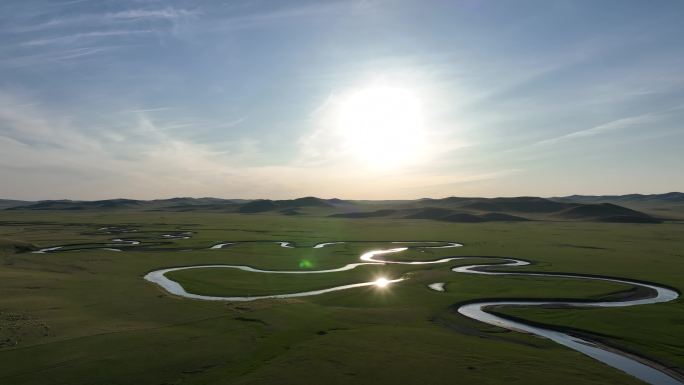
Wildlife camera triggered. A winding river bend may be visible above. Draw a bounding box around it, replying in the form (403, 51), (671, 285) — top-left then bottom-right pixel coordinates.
(142, 240), (682, 385)
(452, 259), (680, 385)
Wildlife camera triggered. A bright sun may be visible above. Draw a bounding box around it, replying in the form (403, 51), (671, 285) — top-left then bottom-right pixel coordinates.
(374, 277), (390, 288)
(335, 85), (426, 170)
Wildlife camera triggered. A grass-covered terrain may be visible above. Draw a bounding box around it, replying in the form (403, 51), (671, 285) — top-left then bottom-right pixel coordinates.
(0, 210), (682, 384)
(4, 193), (684, 223)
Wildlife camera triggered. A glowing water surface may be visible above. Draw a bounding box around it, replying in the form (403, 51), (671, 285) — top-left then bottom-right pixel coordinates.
(143, 241), (681, 385)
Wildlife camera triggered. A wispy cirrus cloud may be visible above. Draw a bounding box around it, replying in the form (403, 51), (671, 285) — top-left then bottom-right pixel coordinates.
(534, 105), (684, 146)
(0, 46), (121, 68)
(0, 91), (96, 149)
(21, 29), (153, 46)
(0, 88), (507, 200)
(120, 107), (172, 114)
(0, 5), (198, 67)
(2, 6), (200, 34)
(106, 8), (200, 21)
(1, 1), (682, 198)
(208, 1), (370, 32)
(0, 90), (261, 198)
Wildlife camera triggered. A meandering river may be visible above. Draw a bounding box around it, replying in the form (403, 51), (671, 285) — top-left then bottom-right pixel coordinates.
(144, 240), (682, 385)
(32, 233), (682, 384)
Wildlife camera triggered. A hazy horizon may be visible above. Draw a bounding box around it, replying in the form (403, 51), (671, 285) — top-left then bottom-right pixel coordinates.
(2, 191), (682, 202)
(2, 1), (683, 200)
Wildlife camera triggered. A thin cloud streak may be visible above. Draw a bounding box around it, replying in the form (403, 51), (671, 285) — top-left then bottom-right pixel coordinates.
(209, 1), (365, 32)
(121, 107), (172, 114)
(21, 29), (153, 46)
(106, 8), (201, 21)
(0, 46), (121, 68)
(535, 105), (684, 147)
(2, 7), (199, 34)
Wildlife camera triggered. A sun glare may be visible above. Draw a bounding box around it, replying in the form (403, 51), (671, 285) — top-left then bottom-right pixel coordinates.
(374, 277), (390, 288)
(335, 85), (426, 170)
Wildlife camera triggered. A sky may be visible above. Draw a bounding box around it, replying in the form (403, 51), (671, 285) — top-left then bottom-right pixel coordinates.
(1, 0), (683, 200)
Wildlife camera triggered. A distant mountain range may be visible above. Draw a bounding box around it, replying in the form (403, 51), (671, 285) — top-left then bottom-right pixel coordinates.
(2, 192), (682, 223)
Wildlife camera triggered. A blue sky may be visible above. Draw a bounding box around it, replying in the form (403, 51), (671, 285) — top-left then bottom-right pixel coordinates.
(1, 0), (683, 200)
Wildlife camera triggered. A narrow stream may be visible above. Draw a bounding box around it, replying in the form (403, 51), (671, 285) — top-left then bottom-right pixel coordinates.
(40, 235), (682, 385)
(452, 259), (680, 385)
(26, 228), (684, 385)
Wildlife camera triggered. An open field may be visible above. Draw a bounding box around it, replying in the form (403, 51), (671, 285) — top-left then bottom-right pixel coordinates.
(4, 1), (684, 383)
(0, 210), (683, 384)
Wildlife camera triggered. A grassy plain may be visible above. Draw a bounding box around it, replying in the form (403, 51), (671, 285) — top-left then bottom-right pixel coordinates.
(0, 210), (682, 384)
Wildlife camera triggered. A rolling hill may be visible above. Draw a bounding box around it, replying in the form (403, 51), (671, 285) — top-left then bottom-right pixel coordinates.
(554, 192), (684, 204)
(2, 194), (676, 223)
(554, 192), (684, 220)
(0, 199), (29, 209)
(555, 203), (661, 223)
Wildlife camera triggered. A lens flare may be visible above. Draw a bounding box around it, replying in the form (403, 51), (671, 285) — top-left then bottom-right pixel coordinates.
(374, 277), (390, 288)
(299, 260), (313, 268)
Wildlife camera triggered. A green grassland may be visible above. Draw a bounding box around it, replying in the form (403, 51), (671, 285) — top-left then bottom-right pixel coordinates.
(0, 210), (683, 384)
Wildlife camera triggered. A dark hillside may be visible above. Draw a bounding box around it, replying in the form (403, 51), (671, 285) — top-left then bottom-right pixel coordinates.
(556, 203), (661, 223)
